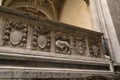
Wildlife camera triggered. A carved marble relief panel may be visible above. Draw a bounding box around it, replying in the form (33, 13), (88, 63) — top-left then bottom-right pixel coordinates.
(55, 31), (71, 54)
(88, 36), (102, 57)
(73, 35), (87, 56)
(0, 16), (104, 58)
(2, 17), (28, 49)
(31, 23), (51, 52)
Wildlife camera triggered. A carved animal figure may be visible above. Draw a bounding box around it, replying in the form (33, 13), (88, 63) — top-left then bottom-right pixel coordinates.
(55, 40), (70, 52)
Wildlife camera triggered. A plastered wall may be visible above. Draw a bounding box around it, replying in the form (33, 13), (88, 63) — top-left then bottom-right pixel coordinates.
(60, 0), (92, 30)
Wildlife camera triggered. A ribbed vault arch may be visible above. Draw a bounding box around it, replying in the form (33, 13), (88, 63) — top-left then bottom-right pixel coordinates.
(9, 2), (55, 20)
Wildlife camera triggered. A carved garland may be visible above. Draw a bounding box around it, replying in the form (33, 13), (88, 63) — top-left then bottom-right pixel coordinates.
(32, 23), (51, 52)
(1, 17), (103, 58)
(2, 17), (28, 48)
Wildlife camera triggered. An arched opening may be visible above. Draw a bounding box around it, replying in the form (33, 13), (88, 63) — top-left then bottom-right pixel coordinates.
(9, 2), (54, 20)
(1, 0), (92, 30)
(1, 0), (60, 20)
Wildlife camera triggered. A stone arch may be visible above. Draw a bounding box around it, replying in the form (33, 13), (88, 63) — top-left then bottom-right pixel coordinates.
(9, 2), (55, 20)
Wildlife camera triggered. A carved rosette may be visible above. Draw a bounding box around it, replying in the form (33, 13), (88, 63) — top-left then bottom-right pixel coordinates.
(55, 32), (71, 54)
(2, 18), (28, 48)
(31, 23), (51, 52)
(88, 36), (102, 57)
(73, 36), (87, 56)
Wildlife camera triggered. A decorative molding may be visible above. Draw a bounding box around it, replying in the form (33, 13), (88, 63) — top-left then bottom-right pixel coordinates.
(0, 5), (114, 79)
(87, 76), (110, 80)
(0, 7), (104, 59)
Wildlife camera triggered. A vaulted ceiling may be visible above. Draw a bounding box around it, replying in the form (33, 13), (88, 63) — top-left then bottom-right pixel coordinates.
(2, 0), (65, 21)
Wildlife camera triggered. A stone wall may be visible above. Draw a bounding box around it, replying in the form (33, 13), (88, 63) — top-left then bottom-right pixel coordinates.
(107, 0), (120, 45)
(0, 4), (114, 80)
(60, 0), (92, 29)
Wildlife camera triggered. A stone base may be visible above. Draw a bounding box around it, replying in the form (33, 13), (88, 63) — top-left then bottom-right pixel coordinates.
(0, 66), (114, 79)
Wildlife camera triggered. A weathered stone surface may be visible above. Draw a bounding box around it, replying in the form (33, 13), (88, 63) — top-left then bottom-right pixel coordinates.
(10, 31), (22, 45)
(0, 5), (115, 79)
(0, 67), (114, 79)
(37, 35), (47, 49)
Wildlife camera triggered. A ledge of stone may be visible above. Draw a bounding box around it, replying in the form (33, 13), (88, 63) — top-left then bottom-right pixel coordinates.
(0, 66), (114, 78)
(0, 47), (110, 65)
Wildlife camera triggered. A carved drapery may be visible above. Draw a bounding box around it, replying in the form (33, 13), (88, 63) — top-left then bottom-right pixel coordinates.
(0, 16), (104, 58)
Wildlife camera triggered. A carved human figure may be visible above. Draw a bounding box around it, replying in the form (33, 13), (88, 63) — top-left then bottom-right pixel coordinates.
(92, 45), (99, 56)
(76, 41), (85, 55)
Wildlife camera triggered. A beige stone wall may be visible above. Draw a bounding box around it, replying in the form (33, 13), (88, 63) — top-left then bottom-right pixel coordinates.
(107, 0), (120, 43)
(60, 0), (92, 30)
(106, 0), (120, 63)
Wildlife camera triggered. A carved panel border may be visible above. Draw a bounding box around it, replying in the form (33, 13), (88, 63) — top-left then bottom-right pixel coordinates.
(0, 16), (104, 58)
